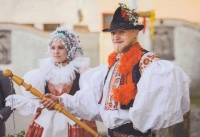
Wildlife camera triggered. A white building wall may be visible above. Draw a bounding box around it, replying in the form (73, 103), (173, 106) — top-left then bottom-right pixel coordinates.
(0, 0), (100, 31)
(1, 0), (200, 32)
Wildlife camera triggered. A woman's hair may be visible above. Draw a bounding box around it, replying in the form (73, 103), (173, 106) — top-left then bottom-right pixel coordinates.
(47, 26), (83, 60)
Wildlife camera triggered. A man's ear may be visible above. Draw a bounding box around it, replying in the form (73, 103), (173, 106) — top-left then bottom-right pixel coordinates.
(133, 30), (139, 36)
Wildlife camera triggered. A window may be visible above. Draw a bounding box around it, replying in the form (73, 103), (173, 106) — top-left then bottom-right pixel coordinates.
(0, 30), (11, 64)
(44, 24), (60, 31)
(22, 24), (34, 27)
(151, 26), (174, 60)
(102, 13), (113, 29)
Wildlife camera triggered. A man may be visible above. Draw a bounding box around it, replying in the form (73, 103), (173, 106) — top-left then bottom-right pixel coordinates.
(42, 3), (190, 137)
(0, 70), (15, 137)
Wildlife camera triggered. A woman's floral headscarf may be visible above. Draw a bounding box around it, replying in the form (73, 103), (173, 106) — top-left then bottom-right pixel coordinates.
(47, 26), (83, 60)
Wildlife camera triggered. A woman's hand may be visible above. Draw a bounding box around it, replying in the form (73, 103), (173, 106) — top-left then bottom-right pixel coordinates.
(40, 93), (58, 110)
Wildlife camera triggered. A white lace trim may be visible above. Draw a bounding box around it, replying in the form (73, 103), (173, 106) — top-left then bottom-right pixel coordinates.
(5, 95), (43, 116)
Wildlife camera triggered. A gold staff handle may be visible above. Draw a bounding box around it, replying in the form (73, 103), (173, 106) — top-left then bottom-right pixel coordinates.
(3, 69), (102, 137)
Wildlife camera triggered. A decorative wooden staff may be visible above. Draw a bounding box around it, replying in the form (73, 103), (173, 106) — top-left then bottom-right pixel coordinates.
(3, 69), (102, 137)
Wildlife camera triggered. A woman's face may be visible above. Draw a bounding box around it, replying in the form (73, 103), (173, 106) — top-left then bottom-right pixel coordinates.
(51, 41), (68, 63)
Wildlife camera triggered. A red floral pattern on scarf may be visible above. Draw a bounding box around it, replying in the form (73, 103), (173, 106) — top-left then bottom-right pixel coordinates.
(105, 63), (120, 110)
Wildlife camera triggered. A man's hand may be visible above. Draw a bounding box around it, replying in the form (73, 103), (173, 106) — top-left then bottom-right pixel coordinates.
(40, 93), (58, 110)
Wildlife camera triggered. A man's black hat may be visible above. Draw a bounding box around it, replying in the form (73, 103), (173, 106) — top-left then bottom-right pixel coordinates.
(102, 3), (144, 32)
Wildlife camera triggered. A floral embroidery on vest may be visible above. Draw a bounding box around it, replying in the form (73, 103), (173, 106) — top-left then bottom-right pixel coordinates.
(139, 52), (160, 74)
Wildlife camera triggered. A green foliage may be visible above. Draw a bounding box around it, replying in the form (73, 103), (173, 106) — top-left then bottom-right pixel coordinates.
(5, 130), (25, 137)
(190, 95), (200, 107)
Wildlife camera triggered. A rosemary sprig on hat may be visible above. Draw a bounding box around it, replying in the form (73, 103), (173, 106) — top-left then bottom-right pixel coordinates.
(119, 3), (139, 26)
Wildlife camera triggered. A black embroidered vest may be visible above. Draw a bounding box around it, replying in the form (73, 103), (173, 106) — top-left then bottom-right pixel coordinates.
(121, 49), (149, 109)
(99, 49), (149, 109)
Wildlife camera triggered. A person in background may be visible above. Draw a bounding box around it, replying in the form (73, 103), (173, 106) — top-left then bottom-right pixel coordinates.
(6, 26), (98, 137)
(0, 70), (15, 137)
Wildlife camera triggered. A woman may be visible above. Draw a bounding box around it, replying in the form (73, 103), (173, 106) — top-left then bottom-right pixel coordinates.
(6, 26), (98, 137)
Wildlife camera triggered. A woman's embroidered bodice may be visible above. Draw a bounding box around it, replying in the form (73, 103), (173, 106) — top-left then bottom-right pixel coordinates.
(47, 83), (73, 96)
(45, 71), (80, 96)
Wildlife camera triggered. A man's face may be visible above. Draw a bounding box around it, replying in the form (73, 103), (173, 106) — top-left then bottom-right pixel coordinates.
(111, 29), (139, 53)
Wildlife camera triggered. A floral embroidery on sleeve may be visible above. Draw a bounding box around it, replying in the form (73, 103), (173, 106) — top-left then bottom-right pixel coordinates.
(139, 52), (160, 74)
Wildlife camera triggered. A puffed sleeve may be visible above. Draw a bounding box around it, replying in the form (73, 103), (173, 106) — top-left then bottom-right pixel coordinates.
(21, 69), (46, 98)
(129, 60), (191, 133)
(60, 64), (108, 122)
